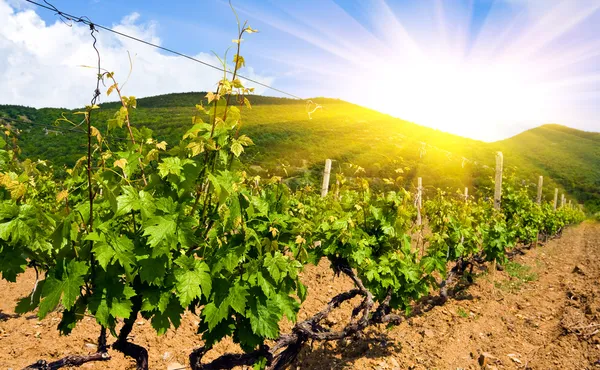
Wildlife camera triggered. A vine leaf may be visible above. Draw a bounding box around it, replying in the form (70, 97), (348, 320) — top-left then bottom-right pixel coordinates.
(143, 215), (177, 257)
(247, 295), (280, 339)
(174, 255), (212, 306)
(227, 284), (249, 315)
(150, 298), (184, 335)
(138, 255), (167, 285)
(158, 157), (183, 178)
(231, 141), (244, 157)
(88, 232), (135, 272)
(38, 260), (89, 319)
(202, 302), (227, 330)
(271, 293), (299, 323)
(0, 244), (27, 282)
(263, 252), (288, 283)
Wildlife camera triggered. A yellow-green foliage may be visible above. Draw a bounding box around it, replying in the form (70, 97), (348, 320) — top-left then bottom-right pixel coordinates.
(1, 95), (597, 212)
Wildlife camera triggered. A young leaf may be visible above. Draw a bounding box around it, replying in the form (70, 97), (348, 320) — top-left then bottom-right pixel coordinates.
(174, 255), (212, 306)
(143, 216), (177, 256)
(107, 83), (117, 96)
(231, 141), (244, 158)
(263, 252), (288, 283)
(157, 157), (183, 178)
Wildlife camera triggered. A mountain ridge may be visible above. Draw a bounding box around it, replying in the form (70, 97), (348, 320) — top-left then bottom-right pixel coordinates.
(0, 93), (598, 212)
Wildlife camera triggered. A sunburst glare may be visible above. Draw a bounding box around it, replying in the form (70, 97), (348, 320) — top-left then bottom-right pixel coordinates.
(236, 0), (600, 141)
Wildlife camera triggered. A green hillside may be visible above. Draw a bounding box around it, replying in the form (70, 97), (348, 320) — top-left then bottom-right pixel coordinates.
(495, 124), (600, 212)
(0, 93), (597, 211)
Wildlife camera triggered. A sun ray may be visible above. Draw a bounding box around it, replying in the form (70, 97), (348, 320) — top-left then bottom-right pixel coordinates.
(227, 0), (599, 140)
(503, 1), (600, 62)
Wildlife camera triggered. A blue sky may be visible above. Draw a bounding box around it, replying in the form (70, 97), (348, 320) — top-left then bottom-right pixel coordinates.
(2, 0), (599, 141)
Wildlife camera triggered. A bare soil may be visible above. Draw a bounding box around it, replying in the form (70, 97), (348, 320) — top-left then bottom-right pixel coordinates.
(1, 222), (600, 370)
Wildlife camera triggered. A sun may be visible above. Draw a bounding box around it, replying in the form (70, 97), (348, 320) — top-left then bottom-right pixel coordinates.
(352, 51), (549, 142)
(306, 0), (600, 142)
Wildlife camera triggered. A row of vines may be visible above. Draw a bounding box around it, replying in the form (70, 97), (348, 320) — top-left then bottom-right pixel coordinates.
(0, 13), (586, 370)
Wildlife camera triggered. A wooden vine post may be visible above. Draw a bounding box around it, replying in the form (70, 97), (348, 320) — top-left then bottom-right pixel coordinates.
(534, 176), (543, 246)
(493, 152), (503, 210)
(492, 152), (503, 284)
(561, 193), (565, 208)
(417, 177), (423, 255)
(536, 176), (543, 204)
(416, 177), (423, 226)
(321, 159), (332, 198)
(464, 187), (469, 203)
(553, 188), (559, 210)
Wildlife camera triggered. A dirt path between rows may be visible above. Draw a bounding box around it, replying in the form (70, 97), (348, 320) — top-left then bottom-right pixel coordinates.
(1, 222), (599, 369)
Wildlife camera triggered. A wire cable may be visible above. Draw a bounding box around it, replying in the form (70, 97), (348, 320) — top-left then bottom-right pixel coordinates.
(0, 116), (135, 144)
(0, 116), (86, 134)
(24, 0), (303, 100)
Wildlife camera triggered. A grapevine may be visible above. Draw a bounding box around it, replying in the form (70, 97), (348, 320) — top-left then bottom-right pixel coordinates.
(0, 7), (588, 370)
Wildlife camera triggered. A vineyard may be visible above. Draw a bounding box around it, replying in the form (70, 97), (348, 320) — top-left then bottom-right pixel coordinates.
(0, 5), (596, 370)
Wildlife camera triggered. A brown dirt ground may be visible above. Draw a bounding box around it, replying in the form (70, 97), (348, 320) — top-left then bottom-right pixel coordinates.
(1, 222), (600, 370)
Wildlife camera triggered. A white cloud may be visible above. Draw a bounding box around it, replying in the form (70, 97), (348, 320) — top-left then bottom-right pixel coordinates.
(0, 0), (274, 109)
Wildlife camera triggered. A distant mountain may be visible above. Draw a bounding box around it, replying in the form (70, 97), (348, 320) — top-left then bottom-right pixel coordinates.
(495, 124), (600, 212)
(1, 93), (598, 212)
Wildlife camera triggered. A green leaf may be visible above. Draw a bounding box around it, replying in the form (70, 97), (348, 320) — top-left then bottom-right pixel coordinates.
(201, 320), (235, 349)
(263, 252), (288, 283)
(253, 357), (267, 370)
(158, 157), (183, 178)
(231, 141), (244, 157)
(233, 54), (245, 69)
(15, 280), (44, 314)
(58, 299), (86, 335)
(202, 302), (228, 330)
(174, 255), (212, 306)
(140, 288), (171, 314)
(247, 296), (281, 339)
(93, 298), (112, 328)
(227, 284), (249, 315)
(115, 186), (156, 220)
(271, 293), (299, 323)
(297, 280), (307, 302)
(183, 123), (212, 140)
(234, 319), (262, 352)
(91, 241), (114, 270)
(0, 244), (27, 282)
(88, 270), (137, 328)
(143, 216), (177, 257)
(257, 271), (275, 298)
(110, 287), (135, 318)
(237, 135), (253, 146)
(114, 106), (128, 128)
(138, 255), (167, 285)
(116, 185), (139, 216)
(0, 203), (18, 219)
(0, 218), (33, 244)
(176, 215), (198, 249)
(38, 260), (89, 319)
(151, 298), (184, 335)
(89, 232), (135, 272)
